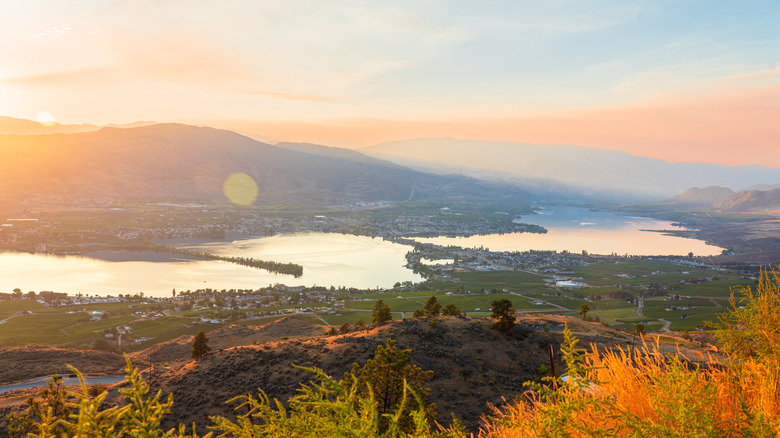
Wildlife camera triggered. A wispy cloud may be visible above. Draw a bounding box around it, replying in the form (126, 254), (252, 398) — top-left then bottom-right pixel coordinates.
(232, 89), (330, 103)
(33, 24), (72, 39)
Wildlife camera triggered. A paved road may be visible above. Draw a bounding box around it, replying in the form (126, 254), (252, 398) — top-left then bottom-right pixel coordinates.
(0, 376), (126, 394)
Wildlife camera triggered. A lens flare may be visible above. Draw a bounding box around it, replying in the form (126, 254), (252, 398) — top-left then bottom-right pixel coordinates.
(223, 173), (258, 205)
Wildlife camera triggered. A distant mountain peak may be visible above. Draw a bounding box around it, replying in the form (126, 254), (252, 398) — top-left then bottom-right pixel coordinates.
(665, 186), (735, 208)
(715, 188), (780, 212)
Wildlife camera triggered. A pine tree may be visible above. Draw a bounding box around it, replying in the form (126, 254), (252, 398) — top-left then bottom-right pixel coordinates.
(372, 299), (392, 324)
(191, 331), (211, 360)
(421, 296), (442, 316)
(490, 298), (515, 334)
(347, 339), (434, 433)
(579, 303), (590, 320)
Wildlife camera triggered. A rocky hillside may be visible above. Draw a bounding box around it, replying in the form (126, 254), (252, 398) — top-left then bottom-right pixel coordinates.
(0, 347), (124, 386)
(0, 315), (709, 435)
(150, 316), (560, 432)
(145, 314), (686, 432)
(128, 316), (326, 364)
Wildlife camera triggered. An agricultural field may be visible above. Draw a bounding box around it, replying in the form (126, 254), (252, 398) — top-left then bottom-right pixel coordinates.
(0, 257), (760, 350)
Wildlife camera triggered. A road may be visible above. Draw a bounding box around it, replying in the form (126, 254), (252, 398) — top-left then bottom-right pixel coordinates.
(509, 292), (570, 312)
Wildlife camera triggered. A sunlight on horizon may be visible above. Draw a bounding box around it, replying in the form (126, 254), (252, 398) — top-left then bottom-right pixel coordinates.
(35, 111), (57, 126)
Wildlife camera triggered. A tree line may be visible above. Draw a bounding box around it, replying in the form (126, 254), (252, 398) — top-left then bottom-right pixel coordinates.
(123, 240), (304, 277)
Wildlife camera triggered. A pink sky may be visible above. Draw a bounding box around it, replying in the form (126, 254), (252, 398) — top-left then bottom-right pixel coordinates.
(209, 85), (780, 167)
(2, 2), (779, 168)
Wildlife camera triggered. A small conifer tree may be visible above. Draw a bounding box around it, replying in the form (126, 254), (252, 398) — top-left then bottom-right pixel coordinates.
(347, 338), (435, 433)
(422, 296), (442, 316)
(490, 298), (515, 333)
(191, 331), (211, 360)
(372, 299), (392, 324)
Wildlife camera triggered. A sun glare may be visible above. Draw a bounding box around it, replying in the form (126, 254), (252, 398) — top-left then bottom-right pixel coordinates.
(35, 111), (57, 126)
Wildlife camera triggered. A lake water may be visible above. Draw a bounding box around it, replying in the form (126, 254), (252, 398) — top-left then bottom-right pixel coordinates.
(412, 206), (723, 256)
(0, 233), (421, 297)
(0, 207), (722, 297)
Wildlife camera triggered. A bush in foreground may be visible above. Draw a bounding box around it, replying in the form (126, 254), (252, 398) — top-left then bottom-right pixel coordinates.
(9, 342), (462, 437)
(480, 268), (780, 437)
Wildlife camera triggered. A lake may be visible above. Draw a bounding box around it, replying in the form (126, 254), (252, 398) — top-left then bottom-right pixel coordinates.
(0, 233), (422, 297)
(412, 206), (723, 256)
(0, 207), (722, 297)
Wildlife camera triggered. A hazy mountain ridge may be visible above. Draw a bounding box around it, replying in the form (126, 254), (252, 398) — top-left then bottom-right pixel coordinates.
(664, 186), (736, 209)
(715, 188), (780, 212)
(0, 116), (157, 136)
(0, 124), (529, 208)
(0, 116), (100, 135)
(661, 186), (780, 213)
(361, 138), (780, 200)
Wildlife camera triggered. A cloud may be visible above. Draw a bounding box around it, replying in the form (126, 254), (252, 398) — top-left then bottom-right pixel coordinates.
(33, 24), (73, 39)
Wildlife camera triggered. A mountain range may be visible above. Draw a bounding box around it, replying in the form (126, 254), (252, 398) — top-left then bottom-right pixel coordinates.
(1, 119), (779, 208)
(361, 138), (780, 200)
(0, 124), (526, 209)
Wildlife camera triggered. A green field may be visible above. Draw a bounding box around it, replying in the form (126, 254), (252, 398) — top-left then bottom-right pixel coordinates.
(0, 257), (754, 351)
(0, 300), (49, 318)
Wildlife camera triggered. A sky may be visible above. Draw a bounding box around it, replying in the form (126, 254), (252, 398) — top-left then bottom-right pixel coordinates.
(1, 0), (779, 166)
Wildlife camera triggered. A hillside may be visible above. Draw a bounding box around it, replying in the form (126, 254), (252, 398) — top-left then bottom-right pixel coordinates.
(361, 138), (780, 200)
(0, 347), (124, 385)
(714, 188), (780, 212)
(0, 315), (712, 435)
(664, 186), (735, 208)
(660, 187), (780, 213)
(144, 315), (699, 432)
(0, 125), (528, 209)
(128, 316), (326, 364)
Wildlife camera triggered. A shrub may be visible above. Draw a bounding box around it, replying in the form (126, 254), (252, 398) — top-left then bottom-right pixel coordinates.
(481, 268), (780, 437)
(442, 304), (461, 317)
